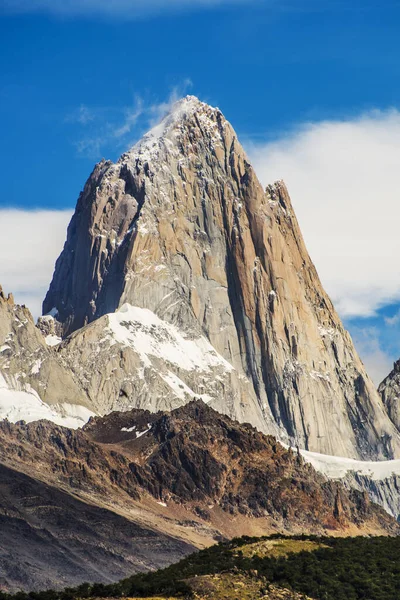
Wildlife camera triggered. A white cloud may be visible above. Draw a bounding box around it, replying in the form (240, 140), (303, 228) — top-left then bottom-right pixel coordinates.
(0, 210), (72, 320)
(65, 104), (95, 125)
(2, 0), (249, 18)
(350, 327), (394, 386)
(384, 309), (400, 327)
(114, 97), (144, 139)
(247, 109), (400, 319)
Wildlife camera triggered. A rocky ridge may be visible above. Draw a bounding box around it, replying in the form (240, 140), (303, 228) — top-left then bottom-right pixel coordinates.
(0, 286), (93, 428)
(0, 402), (396, 540)
(43, 96), (400, 459)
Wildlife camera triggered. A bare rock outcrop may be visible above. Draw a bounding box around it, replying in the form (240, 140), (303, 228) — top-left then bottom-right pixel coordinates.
(379, 359), (400, 430)
(0, 402), (396, 539)
(43, 96), (400, 459)
(0, 462), (193, 593)
(0, 287), (92, 427)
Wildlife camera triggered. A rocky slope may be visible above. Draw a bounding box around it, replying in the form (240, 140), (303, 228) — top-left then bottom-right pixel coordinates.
(379, 359), (400, 430)
(0, 286), (93, 428)
(43, 95), (400, 460)
(0, 402), (396, 548)
(0, 401), (397, 591)
(0, 463), (193, 593)
(301, 447), (400, 520)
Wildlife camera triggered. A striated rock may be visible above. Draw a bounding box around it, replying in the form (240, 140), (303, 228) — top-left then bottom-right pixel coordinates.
(0, 462), (193, 593)
(379, 359), (400, 430)
(44, 96), (400, 459)
(300, 447), (400, 520)
(0, 288), (93, 427)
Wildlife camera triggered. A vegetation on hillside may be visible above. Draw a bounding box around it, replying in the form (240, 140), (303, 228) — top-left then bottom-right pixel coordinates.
(2, 534), (400, 600)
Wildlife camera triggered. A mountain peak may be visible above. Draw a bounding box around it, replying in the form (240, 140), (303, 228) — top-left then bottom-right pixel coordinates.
(43, 98), (400, 460)
(122, 95), (224, 164)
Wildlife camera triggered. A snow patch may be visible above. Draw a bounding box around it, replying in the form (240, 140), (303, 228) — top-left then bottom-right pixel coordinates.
(318, 325), (338, 340)
(45, 334), (62, 347)
(121, 425), (136, 433)
(300, 448), (400, 481)
(107, 304), (234, 373)
(30, 359), (42, 375)
(136, 425), (151, 439)
(309, 370), (331, 383)
(0, 374), (94, 429)
(160, 371), (213, 403)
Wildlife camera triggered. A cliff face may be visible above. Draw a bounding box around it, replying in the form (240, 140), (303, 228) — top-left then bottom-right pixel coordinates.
(379, 359), (400, 430)
(43, 96), (400, 459)
(0, 286), (93, 428)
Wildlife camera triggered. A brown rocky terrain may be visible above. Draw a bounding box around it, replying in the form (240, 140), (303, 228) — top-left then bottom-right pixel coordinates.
(0, 401), (397, 592)
(0, 463), (193, 593)
(42, 96), (400, 460)
(81, 402), (391, 530)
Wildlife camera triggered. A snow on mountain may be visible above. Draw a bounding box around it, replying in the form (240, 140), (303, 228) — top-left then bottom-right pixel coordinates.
(300, 447), (400, 519)
(56, 303), (266, 429)
(300, 448), (400, 481)
(0, 373), (93, 429)
(107, 303), (234, 373)
(43, 95), (400, 460)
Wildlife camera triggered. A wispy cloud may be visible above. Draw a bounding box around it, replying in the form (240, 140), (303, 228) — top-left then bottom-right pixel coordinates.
(71, 81), (193, 158)
(65, 104), (95, 125)
(247, 108), (400, 320)
(1, 0), (250, 19)
(114, 97), (144, 139)
(385, 310), (400, 327)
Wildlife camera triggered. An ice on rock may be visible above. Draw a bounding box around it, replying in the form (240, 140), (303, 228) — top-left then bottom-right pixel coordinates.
(107, 304), (234, 373)
(0, 374), (94, 429)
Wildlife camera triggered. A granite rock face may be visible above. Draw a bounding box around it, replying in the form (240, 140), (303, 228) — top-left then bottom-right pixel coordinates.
(0, 286), (93, 428)
(379, 359), (400, 430)
(43, 96), (400, 459)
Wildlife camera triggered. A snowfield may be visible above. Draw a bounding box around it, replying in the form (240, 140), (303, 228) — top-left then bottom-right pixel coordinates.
(107, 303), (234, 373)
(300, 447), (400, 481)
(0, 373), (94, 429)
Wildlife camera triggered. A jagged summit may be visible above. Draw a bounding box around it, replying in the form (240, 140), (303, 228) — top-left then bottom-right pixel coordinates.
(121, 95), (232, 168)
(42, 97), (400, 460)
(127, 95), (222, 156)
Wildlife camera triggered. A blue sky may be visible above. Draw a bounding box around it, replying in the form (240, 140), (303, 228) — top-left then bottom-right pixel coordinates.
(1, 0), (400, 383)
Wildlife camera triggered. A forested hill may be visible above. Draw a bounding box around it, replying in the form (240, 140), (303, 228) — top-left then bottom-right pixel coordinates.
(3, 534), (400, 600)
